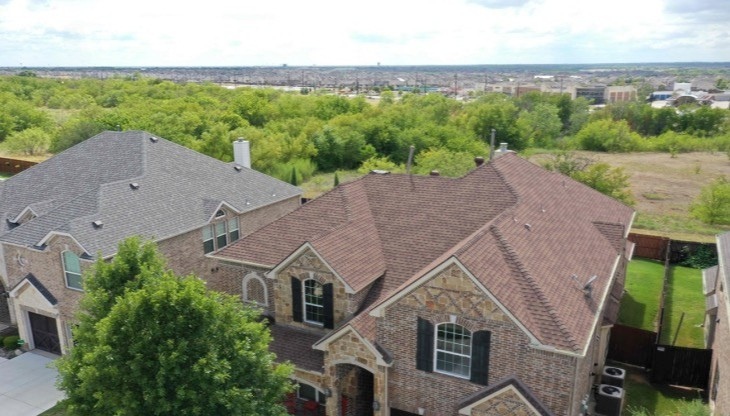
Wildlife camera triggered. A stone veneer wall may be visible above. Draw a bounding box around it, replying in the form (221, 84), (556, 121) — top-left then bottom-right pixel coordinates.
(471, 388), (540, 416)
(324, 329), (387, 416)
(273, 249), (346, 329)
(378, 263), (576, 415)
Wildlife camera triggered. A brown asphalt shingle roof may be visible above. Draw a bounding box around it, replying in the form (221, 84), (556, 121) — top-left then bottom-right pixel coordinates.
(217, 154), (634, 353)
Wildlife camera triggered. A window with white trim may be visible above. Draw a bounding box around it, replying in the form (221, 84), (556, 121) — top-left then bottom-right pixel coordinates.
(228, 217), (239, 242)
(435, 323), (472, 378)
(303, 279), (324, 325)
(62, 251), (83, 290)
(297, 382), (326, 405)
(202, 216), (239, 254)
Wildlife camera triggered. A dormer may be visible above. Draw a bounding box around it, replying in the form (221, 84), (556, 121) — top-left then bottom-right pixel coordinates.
(8, 206), (38, 228)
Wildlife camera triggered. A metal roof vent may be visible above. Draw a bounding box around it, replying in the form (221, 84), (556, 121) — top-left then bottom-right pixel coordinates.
(92, 220), (103, 229)
(149, 136), (159, 143)
(234, 165), (242, 172)
(429, 170), (440, 176)
(370, 170), (390, 175)
(524, 223), (532, 231)
(130, 183), (140, 190)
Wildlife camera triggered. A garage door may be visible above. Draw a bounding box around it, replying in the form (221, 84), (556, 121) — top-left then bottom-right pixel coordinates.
(28, 312), (61, 355)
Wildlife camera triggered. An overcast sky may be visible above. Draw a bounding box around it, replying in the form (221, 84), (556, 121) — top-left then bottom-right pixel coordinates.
(1, 0), (728, 67)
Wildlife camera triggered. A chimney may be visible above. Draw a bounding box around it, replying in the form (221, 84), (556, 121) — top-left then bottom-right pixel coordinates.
(233, 138), (251, 169)
(493, 142), (515, 159)
(474, 156), (485, 167)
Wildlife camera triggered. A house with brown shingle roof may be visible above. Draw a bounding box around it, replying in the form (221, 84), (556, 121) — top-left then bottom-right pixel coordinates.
(210, 153), (635, 416)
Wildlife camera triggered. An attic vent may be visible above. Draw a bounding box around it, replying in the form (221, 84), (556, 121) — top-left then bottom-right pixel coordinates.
(149, 136), (159, 143)
(92, 220), (103, 229)
(130, 183), (140, 190)
(370, 170), (390, 175)
(234, 165), (242, 172)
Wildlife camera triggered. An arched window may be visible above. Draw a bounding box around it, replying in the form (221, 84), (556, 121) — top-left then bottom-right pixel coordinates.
(62, 251), (82, 290)
(304, 279), (324, 324)
(435, 323), (472, 378)
(242, 272), (267, 306)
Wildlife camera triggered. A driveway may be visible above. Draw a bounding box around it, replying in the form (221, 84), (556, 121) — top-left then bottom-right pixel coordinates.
(0, 351), (65, 415)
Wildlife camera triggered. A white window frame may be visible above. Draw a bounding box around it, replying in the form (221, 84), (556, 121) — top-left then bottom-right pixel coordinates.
(202, 215), (239, 253)
(297, 382), (326, 405)
(62, 251), (83, 291)
(228, 217), (240, 242)
(434, 322), (472, 379)
(303, 279), (324, 325)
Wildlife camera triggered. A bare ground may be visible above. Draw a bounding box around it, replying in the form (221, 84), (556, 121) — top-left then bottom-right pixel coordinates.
(529, 151), (730, 241)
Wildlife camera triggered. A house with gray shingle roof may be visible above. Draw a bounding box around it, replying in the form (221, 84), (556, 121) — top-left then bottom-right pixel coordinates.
(211, 153), (635, 416)
(0, 130), (301, 355)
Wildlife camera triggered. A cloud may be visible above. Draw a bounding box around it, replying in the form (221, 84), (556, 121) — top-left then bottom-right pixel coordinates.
(467, 0), (530, 8)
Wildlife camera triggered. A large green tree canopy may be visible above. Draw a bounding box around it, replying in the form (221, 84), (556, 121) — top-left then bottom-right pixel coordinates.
(57, 238), (292, 416)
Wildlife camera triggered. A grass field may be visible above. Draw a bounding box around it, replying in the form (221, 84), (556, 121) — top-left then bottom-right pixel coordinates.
(659, 265), (706, 348)
(623, 366), (705, 416)
(618, 259), (665, 331)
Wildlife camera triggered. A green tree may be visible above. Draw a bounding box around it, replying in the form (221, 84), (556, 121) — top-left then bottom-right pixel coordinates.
(691, 176), (730, 225)
(543, 152), (634, 205)
(57, 238), (292, 416)
(3, 127), (51, 155)
(414, 148), (475, 177)
(573, 162), (634, 205)
(516, 103), (562, 148)
(574, 119), (643, 152)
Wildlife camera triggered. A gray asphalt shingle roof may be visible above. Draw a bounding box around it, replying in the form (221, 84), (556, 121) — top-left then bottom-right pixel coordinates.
(0, 130), (301, 256)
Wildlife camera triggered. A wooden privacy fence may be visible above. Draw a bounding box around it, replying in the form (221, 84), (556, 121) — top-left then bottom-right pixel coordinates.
(607, 324), (657, 368)
(650, 344), (713, 390)
(628, 233), (669, 261)
(0, 157), (36, 175)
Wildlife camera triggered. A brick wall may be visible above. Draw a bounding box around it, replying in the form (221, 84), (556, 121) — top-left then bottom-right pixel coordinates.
(159, 196), (300, 283)
(3, 235), (92, 353)
(379, 263), (576, 415)
(709, 276), (730, 415)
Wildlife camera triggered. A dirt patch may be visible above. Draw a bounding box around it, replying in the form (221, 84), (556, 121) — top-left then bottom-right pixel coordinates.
(528, 151), (730, 240)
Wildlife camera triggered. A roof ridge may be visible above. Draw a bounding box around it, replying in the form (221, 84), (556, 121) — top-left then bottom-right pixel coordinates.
(490, 225), (580, 351)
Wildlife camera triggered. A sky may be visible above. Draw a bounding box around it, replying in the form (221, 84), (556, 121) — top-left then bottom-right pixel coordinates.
(0, 0), (728, 67)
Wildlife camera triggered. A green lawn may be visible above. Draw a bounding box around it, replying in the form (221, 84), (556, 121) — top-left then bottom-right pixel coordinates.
(659, 265), (706, 348)
(618, 259), (665, 331)
(623, 366), (706, 416)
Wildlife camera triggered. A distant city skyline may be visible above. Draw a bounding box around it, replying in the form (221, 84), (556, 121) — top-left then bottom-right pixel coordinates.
(0, 0), (728, 67)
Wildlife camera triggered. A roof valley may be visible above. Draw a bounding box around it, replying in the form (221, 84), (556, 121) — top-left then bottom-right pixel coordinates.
(489, 225), (580, 351)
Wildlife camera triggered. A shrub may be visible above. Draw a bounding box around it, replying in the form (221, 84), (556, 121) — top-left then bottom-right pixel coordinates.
(3, 335), (19, 349)
(691, 176), (730, 225)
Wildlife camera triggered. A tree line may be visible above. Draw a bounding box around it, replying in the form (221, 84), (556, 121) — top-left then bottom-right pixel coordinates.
(0, 73), (728, 182)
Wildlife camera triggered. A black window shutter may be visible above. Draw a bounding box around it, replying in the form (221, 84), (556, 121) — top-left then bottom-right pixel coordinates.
(291, 277), (302, 322)
(416, 317), (434, 372)
(323, 283), (334, 329)
(470, 330), (491, 386)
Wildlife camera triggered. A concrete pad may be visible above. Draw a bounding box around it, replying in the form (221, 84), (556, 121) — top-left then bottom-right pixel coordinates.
(0, 351), (65, 415)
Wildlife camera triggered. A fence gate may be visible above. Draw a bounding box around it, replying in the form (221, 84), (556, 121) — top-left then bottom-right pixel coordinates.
(650, 344), (712, 389)
(607, 324), (656, 368)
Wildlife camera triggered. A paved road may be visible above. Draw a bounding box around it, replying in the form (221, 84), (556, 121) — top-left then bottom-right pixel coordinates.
(0, 351), (64, 415)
